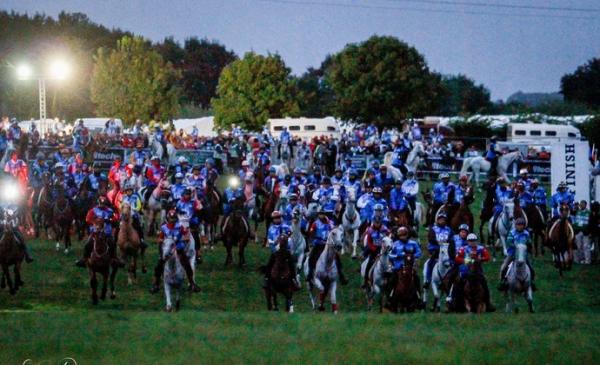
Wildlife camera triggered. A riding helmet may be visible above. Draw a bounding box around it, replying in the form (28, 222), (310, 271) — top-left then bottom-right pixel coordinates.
(458, 224), (470, 232)
(466, 233), (478, 241)
(372, 186), (383, 194)
(397, 226), (409, 236)
(271, 211), (282, 219)
(437, 212), (448, 219)
(167, 209), (178, 222)
(515, 217), (526, 226)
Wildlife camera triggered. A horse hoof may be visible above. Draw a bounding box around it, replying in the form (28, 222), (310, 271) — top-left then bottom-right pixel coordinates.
(55, 242), (60, 252)
(165, 305), (172, 312)
(64, 248), (69, 255)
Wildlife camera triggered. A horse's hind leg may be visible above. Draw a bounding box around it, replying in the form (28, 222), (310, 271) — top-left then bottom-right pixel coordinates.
(286, 293), (294, 313)
(238, 241), (247, 267)
(224, 242), (233, 266)
(330, 283), (338, 313)
(14, 263), (23, 289)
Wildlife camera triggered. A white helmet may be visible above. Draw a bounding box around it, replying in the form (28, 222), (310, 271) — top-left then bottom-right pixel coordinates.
(178, 156), (188, 164)
(466, 233), (478, 241)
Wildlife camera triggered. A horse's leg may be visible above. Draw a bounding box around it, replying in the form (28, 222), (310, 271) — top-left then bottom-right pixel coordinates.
(330, 282), (338, 313)
(238, 240), (246, 267)
(272, 291), (279, 311)
(352, 228), (359, 259)
(90, 272), (98, 305)
(100, 270), (108, 300)
(527, 287), (534, 313)
(109, 266), (117, 299)
(165, 281), (172, 311)
(432, 280), (440, 312)
(224, 240), (233, 266)
(2, 264), (14, 295)
(14, 263), (23, 289)
(286, 292), (294, 313)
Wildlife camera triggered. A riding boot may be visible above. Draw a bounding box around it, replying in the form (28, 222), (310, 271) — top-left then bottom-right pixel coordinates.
(15, 231), (33, 263)
(482, 278), (496, 312)
(177, 248), (200, 292)
(75, 238), (93, 268)
(335, 254), (348, 285)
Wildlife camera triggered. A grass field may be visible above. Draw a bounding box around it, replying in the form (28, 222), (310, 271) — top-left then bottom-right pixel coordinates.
(1, 178), (599, 364)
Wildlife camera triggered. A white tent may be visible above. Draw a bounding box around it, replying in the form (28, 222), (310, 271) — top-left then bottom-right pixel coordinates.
(173, 117), (217, 137)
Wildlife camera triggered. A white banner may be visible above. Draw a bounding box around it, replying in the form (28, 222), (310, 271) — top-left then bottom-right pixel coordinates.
(551, 141), (590, 203)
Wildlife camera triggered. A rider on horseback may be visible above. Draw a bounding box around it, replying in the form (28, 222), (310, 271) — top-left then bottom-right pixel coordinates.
(200, 158), (219, 181)
(551, 182), (574, 220)
(401, 171), (419, 212)
(362, 187), (388, 224)
(343, 169), (361, 197)
(455, 233), (495, 312)
(514, 181), (533, 209)
(150, 209), (201, 293)
(445, 224), (470, 305)
(122, 183), (147, 250)
(361, 216), (391, 288)
(517, 168), (532, 190)
(423, 212), (452, 289)
(283, 194), (307, 228)
(433, 173), (454, 215)
(530, 179), (548, 220)
(498, 217), (536, 291)
(390, 179), (409, 214)
(263, 211), (299, 289)
(76, 196), (124, 268)
(388, 226), (422, 290)
(491, 177), (513, 229)
(308, 210), (348, 285)
(170, 173), (186, 203)
(312, 177), (336, 218)
(453, 175), (470, 204)
(485, 137), (499, 176)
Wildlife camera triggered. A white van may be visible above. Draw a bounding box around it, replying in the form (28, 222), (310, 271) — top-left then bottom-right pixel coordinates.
(507, 123), (581, 143)
(269, 117), (341, 140)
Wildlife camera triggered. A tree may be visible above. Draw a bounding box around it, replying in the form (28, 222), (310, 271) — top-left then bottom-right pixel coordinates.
(91, 36), (180, 125)
(212, 52), (300, 131)
(439, 74), (491, 116)
(561, 58), (600, 109)
(325, 35), (444, 127)
(295, 56), (335, 117)
(156, 37), (237, 110)
(577, 115), (600, 148)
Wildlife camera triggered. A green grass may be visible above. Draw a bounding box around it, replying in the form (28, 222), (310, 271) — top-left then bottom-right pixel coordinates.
(0, 178), (599, 364)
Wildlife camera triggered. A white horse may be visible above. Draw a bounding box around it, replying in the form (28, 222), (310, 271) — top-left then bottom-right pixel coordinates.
(341, 187), (361, 258)
(425, 242), (451, 312)
(151, 138), (177, 165)
(162, 238), (184, 312)
(406, 142), (425, 173)
(177, 212), (197, 276)
(279, 141), (292, 166)
(413, 202), (425, 233)
(275, 183), (290, 212)
(489, 201), (514, 257)
(505, 243), (534, 313)
(304, 226), (344, 313)
(460, 151), (521, 186)
(360, 236), (393, 311)
(295, 146), (312, 172)
(288, 208), (306, 286)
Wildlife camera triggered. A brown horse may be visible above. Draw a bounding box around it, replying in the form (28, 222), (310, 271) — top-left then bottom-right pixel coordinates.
(390, 209), (412, 232)
(479, 178), (496, 246)
(222, 197), (250, 267)
(463, 262), (486, 314)
(86, 220), (118, 305)
(35, 173), (54, 239)
(117, 202), (144, 285)
(388, 252), (420, 312)
(52, 190), (73, 254)
(72, 182), (94, 240)
(261, 190), (278, 246)
(200, 178), (221, 250)
(261, 235), (296, 312)
(450, 188), (474, 232)
(523, 204), (547, 257)
(0, 218), (25, 295)
(422, 190), (435, 227)
(546, 204), (575, 276)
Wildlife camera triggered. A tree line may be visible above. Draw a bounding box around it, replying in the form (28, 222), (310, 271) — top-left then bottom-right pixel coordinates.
(1, 11), (598, 135)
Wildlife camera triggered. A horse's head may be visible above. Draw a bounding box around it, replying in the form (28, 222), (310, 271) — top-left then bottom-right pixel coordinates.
(503, 201), (515, 220)
(162, 238), (176, 259)
(346, 186), (357, 202)
(559, 204), (570, 219)
(291, 207), (302, 223)
(120, 202), (131, 220)
(515, 243), (528, 265)
(439, 243), (451, 267)
(327, 226), (344, 251)
(381, 236), (393, 254)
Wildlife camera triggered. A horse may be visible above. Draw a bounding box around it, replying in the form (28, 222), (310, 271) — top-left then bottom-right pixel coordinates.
(117, 202), (145, 285)
(72, 182), (95, 241)
(86, 227), (118, 305)
(450, 189), (474, 232)
(261, 235), (296, 312)
(341, 188), (361, 259)
(288, 208), (306, 283)
(388, 251), (421, 312)
(489, 201), (514, 257)
(421, 190), (435, 227)
(222, 199), (250, 267)
(33, 173), (54, 239)
(303, 226), (344, 313)
(52, 191), (73, 255)
(462, 260), (487, 314)
(0, 209), (25, 295)
(523, 204), (547, 257)
(405, 141), (426, 173)
(424, 242), (452, 312)
(278, 141), (292, 167)
(162, 238), (184, 312)
(260, 190), (278, 247)
(546, 204), (575, 276)
(200, 179), (221, 250)
(361, 236), (393, 311)
(479, 178), (497, 246)
(460, 151), (522, 187)
(504, 243), (534, 313)
(143, 180), (171, 236)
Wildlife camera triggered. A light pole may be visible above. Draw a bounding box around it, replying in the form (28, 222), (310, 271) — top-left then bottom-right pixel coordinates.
(16, 60), (70, 134)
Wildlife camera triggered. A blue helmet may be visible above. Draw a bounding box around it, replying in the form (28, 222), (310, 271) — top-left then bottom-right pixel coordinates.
(294, 167), (302, 174)
(374, 203), (384, 211)
(269, 166), (276, 173)
(206, 158), (214, 166)
(458, 224), (470, 232)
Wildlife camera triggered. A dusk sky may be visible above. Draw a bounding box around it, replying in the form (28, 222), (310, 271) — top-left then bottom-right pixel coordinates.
(3, 0), (599, 100)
